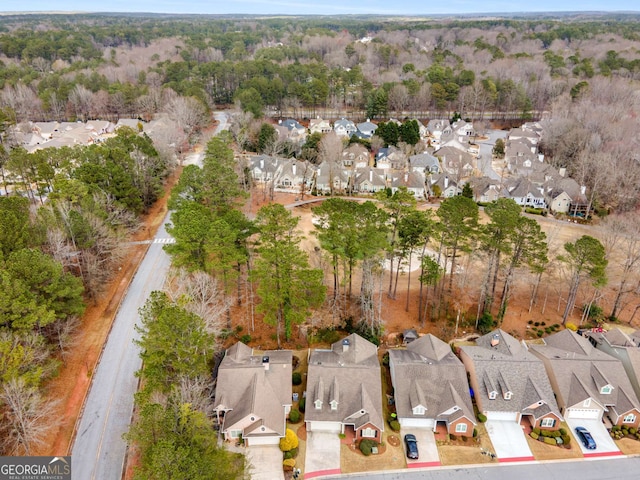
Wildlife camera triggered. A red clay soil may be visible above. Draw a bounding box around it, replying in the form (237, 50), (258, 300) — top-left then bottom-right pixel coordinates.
(37, 167), (183, 457)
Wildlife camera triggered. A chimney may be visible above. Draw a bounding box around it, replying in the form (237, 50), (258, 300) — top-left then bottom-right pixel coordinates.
(262, 356), (270, 371)
(580, 185), (586, 195)
(342, 339), (350, 353)
(292, 162), (297, 176)
(559, 167), (566, 177)
(260, 157), (264, 170)
(444, 176), (449, 189)
(404, 172), (408, 183)
(369, 169), (373, 183)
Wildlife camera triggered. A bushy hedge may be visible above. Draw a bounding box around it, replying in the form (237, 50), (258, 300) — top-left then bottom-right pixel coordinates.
(292, 372), (302, 385)
(389, 420), (400, 432)
(283, 459), (296, 471)
(289, 409), (301, 424)
(359, 439), (378, 456)
(477, 413), (487, 423)
(299, 398), (305, 412)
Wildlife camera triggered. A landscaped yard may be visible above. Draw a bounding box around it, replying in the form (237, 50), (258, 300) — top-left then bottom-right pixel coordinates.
(437, 423), (496, 466)
(340, 430), (406, 473)
(614, 437), (640, 455)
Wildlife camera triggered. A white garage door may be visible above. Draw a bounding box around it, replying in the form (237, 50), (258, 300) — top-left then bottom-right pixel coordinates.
(568, 409), (601, 420)
(400, 417), (435, 429)
(486, 411), (518, 422)
(307, 421), (342, 433)
(247, 436), (280, 446)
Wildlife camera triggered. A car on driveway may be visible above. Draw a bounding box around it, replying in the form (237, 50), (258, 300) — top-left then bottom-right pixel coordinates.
(575, 426), (597, 449)
(404, 434), (419, 459)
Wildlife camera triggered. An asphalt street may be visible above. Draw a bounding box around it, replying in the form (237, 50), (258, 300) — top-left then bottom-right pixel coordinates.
(70, 112), (228, 479)
(71, 214), (172, 479)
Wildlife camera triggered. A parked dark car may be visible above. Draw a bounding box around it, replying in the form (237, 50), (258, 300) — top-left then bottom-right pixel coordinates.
(575, 426), (597, 449)
(404, 433), (419, 459)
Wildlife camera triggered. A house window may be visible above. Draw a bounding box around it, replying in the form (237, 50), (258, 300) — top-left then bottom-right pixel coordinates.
(362, 428), (377, 438)
(601, 385), (612, 394)
(229, 430), (242, 438)
(504, 392), (512, 400)
(413, 405), (426, 415)
(541, 418), (556, 428)
(623, 414), (636, 424)
(330, 401), (338, 411)
(455, 423), (468, 433)
(314, 399), (322, 410)
(583, 398), (591, 407)
(489, 391), (497, 400)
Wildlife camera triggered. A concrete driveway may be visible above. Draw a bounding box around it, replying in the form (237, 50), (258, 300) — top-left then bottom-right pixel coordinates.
(566, 418), (622, 457)
(485, 421), (534, 462)
(304, 431), (341, 479)
(246, 445), (285, 480)
(400, 428), (440, 467)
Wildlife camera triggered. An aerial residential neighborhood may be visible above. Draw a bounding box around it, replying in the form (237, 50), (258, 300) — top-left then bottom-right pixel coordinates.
(2, 9), (640, 480)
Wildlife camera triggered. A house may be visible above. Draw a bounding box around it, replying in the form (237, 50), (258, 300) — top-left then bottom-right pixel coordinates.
(409, 153), (440, 174)
(435, 145), (476, 180)
(305, 334), (384, 441)
(451, 119), (475, 141)
(342, 144), (370, 169)
(31, 121), (60, 140)
(427, 174), (461, 198)
(459, 329), (562, 430)
(390, 171), (426, 198)
(509, 126), (540, 146)
(353, 167), (387, 194)
(375, 147), (406, 170)
(213, 342), (292, 446)
(468, 177), (509, 204)
(356, 119), (378, 138)
(529, 329), (640, 429)
(546, 189), (574, 214)
(506, 178), (547, 208)
(276, 159), (314, 193)
(116, 118), (143, 131)
(389, 334), (476, 436)
(426, 119), (452, 146)
(586, 329), (640, 403)
(85, 120), (115, 136)
(249, 154), (281, 184)
(334, 118), (357, 138)
(314, 160), (350, 194)
(309, 117), (332, 135)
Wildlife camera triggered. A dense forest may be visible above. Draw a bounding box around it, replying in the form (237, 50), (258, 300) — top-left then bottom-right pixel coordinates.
(1, 12), (640, 468)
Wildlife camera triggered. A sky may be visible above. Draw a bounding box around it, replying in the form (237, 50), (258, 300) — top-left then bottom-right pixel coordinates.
(0, 1), (638, 16)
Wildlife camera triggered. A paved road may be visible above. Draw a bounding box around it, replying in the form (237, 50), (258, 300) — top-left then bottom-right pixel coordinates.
(71, 214), (172, 480)
(71, 111), (229, 479)
(321, 456), (640, 479)
(477, 129), (508, 180)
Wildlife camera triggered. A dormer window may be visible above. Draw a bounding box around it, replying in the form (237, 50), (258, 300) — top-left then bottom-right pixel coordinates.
(489, 391), (497, 400)
(330, 400), (338, 411)
(601, 385), (613, 395)
(504, 392), (512, 400)
(413, 405), (426, 415)
(314, 399), (322, 410)
(583, 398), (591, 407)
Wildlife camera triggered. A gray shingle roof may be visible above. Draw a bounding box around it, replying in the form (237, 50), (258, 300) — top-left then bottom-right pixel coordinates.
(214, 342), (292, 437)
(389, 334), (475, 424)
(529, 330), (640, 414)
(305, 334), (383, 430)
(461, 330), (561, 418)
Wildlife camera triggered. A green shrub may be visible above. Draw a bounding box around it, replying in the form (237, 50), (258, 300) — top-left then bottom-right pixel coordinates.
(283, 447), (298, 459)
(559, 428), (567, 435)
(543, 437), (556, 445)
(240, 334), (251, 343)
(630, 427), (637, 435)
(338, 433), (346, 439)
(473, 428), (478, 438)
(530, 432), (539, 440)
(359, 439), (377, 456)
(532, 427), (541, 435)
(298, 398), (305, 413)
(450, 434), (457, 441)
(561, 435), (571, 445)
(462, 435), (468, 442)
(292, 372), (302, 386)
(390, 420), (400, 432)
(283, 459), (296, 470)
(537, 330), (544, 337)
(477, 413), (487, 423)
(612, 425), (621, 432)
(289, 409), (301, 424)
(534, 322), (540, 327)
